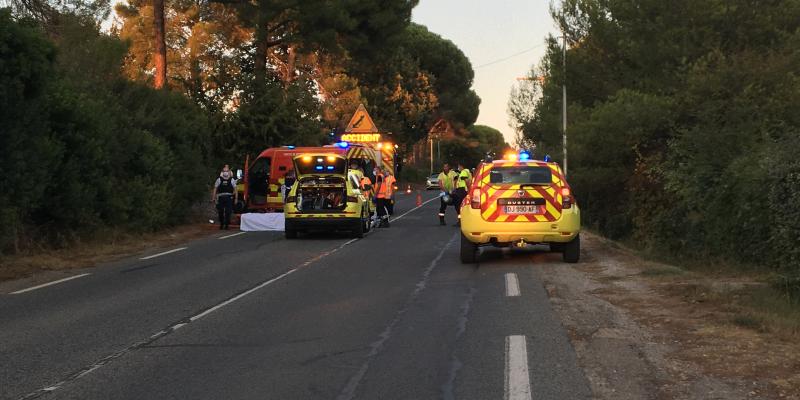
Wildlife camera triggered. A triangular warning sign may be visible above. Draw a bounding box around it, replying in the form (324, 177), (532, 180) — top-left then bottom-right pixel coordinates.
(344, 104), (379, 133)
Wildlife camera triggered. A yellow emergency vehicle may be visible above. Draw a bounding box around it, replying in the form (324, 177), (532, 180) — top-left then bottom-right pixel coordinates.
(459, 153), (581, 263)
(284, 153), (372, 239)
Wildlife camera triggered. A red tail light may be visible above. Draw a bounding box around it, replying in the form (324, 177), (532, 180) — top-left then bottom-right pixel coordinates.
(470, 188), (481, 209)
(561, 187), (573, 209)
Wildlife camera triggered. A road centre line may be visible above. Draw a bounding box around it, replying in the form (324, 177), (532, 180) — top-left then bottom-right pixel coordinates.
(389, 195), (439, 223)
(505, 335), (533, 400)
(218, 232), (246, 240)
(505, 273), (521, 297)
(10, 273), (92, 295)
(139, 247), (188, 260)
(21, 233), (363, 399)
(22, 193), (436, 398)
(336, 233), (459, 400)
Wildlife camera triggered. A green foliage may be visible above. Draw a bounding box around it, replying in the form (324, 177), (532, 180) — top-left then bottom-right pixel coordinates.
(510, 0), (800, 275)
(214, 78), (324, 161)
(355, 23), (481, 145)
(439, 125), (510, 168)
(0, 10), (210, 252)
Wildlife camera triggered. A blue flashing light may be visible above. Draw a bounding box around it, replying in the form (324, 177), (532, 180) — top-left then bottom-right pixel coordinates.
(326, 165), (335, 170)
(543, 154), (552, 162)
(335, 141), (349, 148)
(315, 166), (324, 171)
(519, 151), (531, 161)
(285, 145), (296, 149)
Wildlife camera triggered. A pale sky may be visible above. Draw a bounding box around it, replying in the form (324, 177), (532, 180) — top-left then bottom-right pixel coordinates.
(412, 0), (557, 145)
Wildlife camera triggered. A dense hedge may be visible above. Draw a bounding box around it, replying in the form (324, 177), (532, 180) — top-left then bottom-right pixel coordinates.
(515, 1), (800, 276)
(0, 11), (211, 252)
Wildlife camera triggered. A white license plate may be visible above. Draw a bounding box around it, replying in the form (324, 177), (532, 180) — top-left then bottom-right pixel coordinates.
(504, 205), (539, 214)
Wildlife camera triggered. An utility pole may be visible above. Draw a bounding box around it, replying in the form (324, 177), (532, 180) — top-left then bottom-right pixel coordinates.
(429, 136), (434, 175)
(561, 34), (568, 177)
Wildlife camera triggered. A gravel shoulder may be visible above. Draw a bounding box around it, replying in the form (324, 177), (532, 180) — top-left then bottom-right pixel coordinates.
(537, 232), (800, 400)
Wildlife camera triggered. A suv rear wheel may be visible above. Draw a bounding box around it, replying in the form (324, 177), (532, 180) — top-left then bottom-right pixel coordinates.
(562, 235), (580, 263)
(460, 233), (478, 264)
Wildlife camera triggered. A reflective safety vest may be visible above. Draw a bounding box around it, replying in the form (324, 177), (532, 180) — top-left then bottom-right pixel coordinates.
(375, 172), (390, 199)
(361, 176), (373, 198)
(384, 175), (396, 197)
(438, 170), (457, 192)
(456, 168), (471, 189)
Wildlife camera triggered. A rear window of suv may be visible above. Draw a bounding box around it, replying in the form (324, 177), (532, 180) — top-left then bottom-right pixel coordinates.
(489, 166), (552, 185)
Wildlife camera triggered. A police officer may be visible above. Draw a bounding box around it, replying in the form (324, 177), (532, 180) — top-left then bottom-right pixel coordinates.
(452, 163), (472, 226)
(211, 166), (238, 230)
(437, 163), (458, 225)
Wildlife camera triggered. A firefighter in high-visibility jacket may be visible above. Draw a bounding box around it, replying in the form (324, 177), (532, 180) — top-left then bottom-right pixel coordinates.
(437, 163), (458, 225)
(383, 167), (397, 216)
(452, 163), (472, 227)
(374, 167), (392, 227)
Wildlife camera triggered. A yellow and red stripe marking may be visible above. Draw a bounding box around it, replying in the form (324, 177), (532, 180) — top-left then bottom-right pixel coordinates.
(475, 161), (568, 223)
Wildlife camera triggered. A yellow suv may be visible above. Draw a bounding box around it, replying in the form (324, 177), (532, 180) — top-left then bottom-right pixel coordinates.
(459, 158), (580, 263)
(284, 154), (371, 239)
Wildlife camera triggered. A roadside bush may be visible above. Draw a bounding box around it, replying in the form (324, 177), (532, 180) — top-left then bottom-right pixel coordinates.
(0, 11), (211, 253)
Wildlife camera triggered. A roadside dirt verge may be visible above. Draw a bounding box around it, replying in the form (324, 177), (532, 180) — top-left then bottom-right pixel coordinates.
(0, 222), (220, 288)
(537, 232), (800, 400)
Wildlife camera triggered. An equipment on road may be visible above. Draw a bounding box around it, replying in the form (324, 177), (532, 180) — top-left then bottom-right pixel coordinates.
(459, 154), (581, 264)
(284, 153), (372, 239)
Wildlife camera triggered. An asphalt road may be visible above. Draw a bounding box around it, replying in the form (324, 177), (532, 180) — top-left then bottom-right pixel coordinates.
(0, 192), (591, 400)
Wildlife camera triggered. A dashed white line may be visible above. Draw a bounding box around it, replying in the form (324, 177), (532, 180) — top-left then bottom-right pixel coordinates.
(22, 235), (362, 399)
(505, 273), (521, 297)
(188, 268), (298, 322)
(505, 335), (533, 400)
(10, 273), (92, 295)
(139, 247), (187, 260)
(218, 231), (246, 240)
(389, 195), (439, 223)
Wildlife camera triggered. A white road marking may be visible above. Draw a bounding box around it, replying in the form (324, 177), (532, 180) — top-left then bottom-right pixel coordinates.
(389, 195), (439, 222)
(188, 268), (298, 322)
(337, 233), (459, 400)
(22, 236), (362, 399)
(218, 232), (246, 240)
(10, 273), (92, 295)
(139, 247), (187, 260)
(505, 335), (533, 400)
(505, 273), (521, 297)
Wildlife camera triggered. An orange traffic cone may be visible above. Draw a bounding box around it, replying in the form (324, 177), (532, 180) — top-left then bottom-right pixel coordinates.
(416, 191), (422, 207)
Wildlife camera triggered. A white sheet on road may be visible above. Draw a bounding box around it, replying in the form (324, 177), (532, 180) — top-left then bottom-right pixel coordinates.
(239, 213), (285, 231)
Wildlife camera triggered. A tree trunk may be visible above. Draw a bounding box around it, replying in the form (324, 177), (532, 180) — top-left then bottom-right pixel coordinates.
(153, 0), (167, 89)
(284, 45), (296, 84)
(253, 7), (272, 92)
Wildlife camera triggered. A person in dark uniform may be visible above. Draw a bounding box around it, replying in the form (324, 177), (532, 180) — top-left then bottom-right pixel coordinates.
(211, 167), (238, 230)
